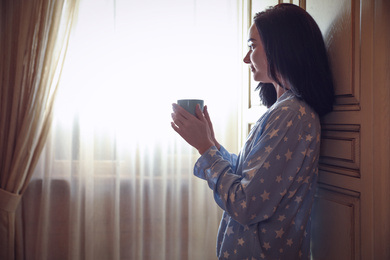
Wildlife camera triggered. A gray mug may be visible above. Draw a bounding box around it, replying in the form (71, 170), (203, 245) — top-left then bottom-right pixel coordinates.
(177, 99), (204, 116)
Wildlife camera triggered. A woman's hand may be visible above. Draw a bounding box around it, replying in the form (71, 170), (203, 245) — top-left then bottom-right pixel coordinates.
(171, 103), (215, 155)
(203, 105), (221, 151)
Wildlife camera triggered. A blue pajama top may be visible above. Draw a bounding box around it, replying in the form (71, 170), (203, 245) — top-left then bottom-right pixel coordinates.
(194, 91), (320, 260)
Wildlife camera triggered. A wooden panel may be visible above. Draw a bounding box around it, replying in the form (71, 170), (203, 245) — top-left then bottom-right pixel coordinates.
(307, 1), (363, 259)
(317, 170), (360, 192)
(311, 185), (360, 260)
(319, 124), (360, 178)
(307, 0), (360, 110)
(371, 1), (390, 259)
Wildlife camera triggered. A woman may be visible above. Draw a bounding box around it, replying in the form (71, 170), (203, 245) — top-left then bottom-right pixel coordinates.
(171, 3), (334, 259)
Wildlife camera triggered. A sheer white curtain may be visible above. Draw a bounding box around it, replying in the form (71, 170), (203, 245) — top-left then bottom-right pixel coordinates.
(20, 0), (241, 259)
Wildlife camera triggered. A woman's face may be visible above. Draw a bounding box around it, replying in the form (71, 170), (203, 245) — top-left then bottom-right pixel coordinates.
(243, 24), (274, 83)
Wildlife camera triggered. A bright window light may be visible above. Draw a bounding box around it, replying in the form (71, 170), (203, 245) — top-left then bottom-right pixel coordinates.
(54, 0), (241, 149)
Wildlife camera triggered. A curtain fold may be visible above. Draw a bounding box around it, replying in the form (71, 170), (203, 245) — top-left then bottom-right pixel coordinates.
(19, 0), (242, 259)
(0, 0), (79, 259)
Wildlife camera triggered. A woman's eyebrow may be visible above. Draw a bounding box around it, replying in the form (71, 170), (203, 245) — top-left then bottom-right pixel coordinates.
(247, 38), (256, 43)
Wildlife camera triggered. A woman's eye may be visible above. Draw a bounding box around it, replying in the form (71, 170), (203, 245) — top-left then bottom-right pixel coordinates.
(248, 45), (255, 50)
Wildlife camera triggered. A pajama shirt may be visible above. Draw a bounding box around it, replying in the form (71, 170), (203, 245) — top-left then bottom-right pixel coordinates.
(194, 91), (320, 259)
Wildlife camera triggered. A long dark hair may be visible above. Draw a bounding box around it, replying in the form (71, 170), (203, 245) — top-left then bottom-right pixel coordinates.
(254, 3), (334, 116)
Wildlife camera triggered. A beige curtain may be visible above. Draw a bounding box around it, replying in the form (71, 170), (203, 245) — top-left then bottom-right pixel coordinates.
(0, 0), (79, 259)
(19, 0), (242, 259)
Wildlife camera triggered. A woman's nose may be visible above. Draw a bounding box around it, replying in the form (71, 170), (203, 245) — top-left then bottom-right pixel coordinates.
(243, 51), (250, 64)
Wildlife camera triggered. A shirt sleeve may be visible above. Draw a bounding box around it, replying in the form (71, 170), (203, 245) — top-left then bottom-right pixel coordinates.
(194, 145), (238, 180)
(217, 145), (239, 171)
(194, 106), (320, 226)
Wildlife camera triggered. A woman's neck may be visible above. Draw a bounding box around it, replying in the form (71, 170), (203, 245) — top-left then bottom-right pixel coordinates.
(275, 84), (288, 99)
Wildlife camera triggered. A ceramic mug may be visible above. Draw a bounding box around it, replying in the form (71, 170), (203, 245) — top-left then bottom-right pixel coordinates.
(177, 99), (204, 116)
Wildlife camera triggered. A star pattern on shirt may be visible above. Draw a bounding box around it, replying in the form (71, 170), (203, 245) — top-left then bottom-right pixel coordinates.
(263, 161), (271, 169)
(247, 168), (257, 179)
(305, 134), (313, 141)
(285, 149), (293, 161)
(295, 196), (302, 203)
(193, 93), (319, 260)
(230, 193), (235, 203)
(288, 189), (297, 198)
(268, 128), (279, 139)
(263, 242), (271, 250)
(223, 193), (228, 201)
(247, 158), (256, 167)
(226, 226), (234, 236)
(301, 148), (314, 157)
(275, 228), (285, 238)
(260, 190), (270, 201)
(299, 105), (306, 116)
(238, 238), (245, 246)
(209, 149), (217, 157)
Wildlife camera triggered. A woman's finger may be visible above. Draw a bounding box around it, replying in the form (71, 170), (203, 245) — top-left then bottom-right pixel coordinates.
(171, 113), (182, 127)
(195, 104), (207, 121)
(172, 103), (192, 127)
(171, 122), (186, 140)
(204, 105), (211, 124)
(204, 106), (214, 133)
(172, 103), (193, 120)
